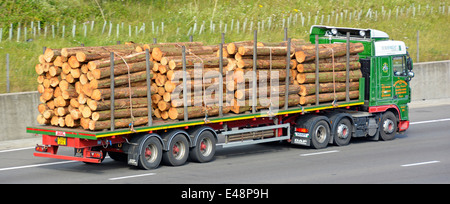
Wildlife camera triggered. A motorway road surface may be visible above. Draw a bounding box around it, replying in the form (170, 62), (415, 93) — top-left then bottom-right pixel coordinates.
(0, 104), (449, 184)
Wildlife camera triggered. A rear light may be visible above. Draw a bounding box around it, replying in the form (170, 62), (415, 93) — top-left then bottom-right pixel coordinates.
(89, 151), (103, 159)
(295, 128), (308, 133)
(35, 145), (48, 152)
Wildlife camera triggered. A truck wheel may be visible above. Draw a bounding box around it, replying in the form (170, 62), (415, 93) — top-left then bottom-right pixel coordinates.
(138, 137), (163, 170)
(163, 134), (189, 166)
(190, 130), (216, 163)
(379, 111), (397, 141)
(333, 118), (352, 146)
(311, 120), (331, 149)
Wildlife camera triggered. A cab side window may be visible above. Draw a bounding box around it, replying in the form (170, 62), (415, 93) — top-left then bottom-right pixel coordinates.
(392, 56), (406, 76)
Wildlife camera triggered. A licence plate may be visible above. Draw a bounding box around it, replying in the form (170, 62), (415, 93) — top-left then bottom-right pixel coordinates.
(57, 137), (67, 146)
(294, 132), (309, 138)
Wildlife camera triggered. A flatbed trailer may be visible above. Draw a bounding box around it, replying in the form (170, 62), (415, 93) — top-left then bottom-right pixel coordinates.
(27, 25), (414, 170)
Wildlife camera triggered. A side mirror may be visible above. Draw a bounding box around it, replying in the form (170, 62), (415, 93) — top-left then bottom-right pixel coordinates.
(406, 57), (413, 71)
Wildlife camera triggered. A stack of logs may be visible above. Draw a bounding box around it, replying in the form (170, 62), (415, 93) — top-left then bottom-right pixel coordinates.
(222, 40), (364, 113)
(35, 39), (364, 131)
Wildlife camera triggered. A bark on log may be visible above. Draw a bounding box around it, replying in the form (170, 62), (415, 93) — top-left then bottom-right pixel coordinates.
(88, 97), (149, 111)
(296, 70), (362, 84)
(238, 46), (294, 56)
(299, 91), (360, 105)
(88, 116), (149, 131)
(231, 94), (300, 113)
(168, 106), (231, 120)
(87, 52), (147, 70)
(90, 70), (153, 89)
(299, 82), (360, 96)
(236, 58), (297, 69)
(297, 61), (361, 73)
(235, 84), (302, 100)
(91, 60), (153, 80)
(295, 43), (364, 63)
(91, 107), (149, 121)
(91, 86), (156, 101)
(152, 46), (214, 61)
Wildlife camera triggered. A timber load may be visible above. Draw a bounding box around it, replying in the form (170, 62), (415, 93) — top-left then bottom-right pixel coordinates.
(35, 39), (364, 131)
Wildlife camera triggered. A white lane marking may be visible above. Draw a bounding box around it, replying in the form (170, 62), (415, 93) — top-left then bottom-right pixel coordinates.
(0, 160), (77, 172)
(401, 160), (440, 167)
(108, 173), (156, 181)
(300, 150), (339, 157)
(410, 118), (450, 125)
(0, 147), (35, 153)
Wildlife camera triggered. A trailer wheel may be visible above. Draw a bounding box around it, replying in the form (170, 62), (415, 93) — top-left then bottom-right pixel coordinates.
(190, 130), (216, 163)
(311, 120), (331, 149)
(379, 111), (397, 141)
(333, 118), (352, 146)
(138, 137), (163, 170)
(163, 134), (189, 166)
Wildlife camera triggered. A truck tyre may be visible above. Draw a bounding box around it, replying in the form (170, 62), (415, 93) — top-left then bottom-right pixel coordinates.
(138, 137), (163, 170)
(311, 120), (331, 149)
(333, 118), (352, 146)
(163, 134), (190, 166)
(379, 111), (397, 141)
(190, 130), (216, 163)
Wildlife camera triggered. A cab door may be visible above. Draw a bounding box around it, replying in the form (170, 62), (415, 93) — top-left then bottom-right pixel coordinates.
(376, 56), (393, 102)
(391, 55), (410, 102)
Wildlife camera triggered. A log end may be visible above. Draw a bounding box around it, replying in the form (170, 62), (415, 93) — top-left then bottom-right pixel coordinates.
(295, 51), (306, 63)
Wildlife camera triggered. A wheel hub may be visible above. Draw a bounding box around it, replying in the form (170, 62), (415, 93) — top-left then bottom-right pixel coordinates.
(315, 125), (327, 143)
(337, 124), (349, 139)
(383, 119), (395, 134)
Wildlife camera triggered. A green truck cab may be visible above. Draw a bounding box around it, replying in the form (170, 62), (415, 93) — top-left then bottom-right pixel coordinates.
(310, 25), (414, 123)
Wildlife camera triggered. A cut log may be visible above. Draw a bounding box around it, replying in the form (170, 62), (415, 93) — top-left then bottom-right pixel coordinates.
(297, 61), (361, 73)
(37, 114), (50, 125)
(168, 106), (231, 120)
(296, 70), (362, 84)
(90, 70), (153, 89)
(299, 82), (360, 96)
(87, 52), (147, 70)
(231, 94), (300, 113)
(238, 46), (294, 56)
(227, 41), (264, 55)
(68, 56), (80, 68)
(64, 115), (79, 128)
(236, 58), (297, 69)
(295, 43), (364, 63)
(43, 48), (61, 63)
(168, 56), (228, 70)
(299, 91), (360, 105)
(91, 107), (149, 121)
(235, 84), (302, 100)
(90, 60), (152, 80)
(151, 46), (214, 61)
(88, 116), (149, 131)
(88, 97), (149, 111)
(91, 86), (156, 101)
(234, 68), (290, 83)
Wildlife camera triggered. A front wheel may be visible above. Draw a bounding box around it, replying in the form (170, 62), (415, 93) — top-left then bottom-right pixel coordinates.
(379, 111), (397, 141)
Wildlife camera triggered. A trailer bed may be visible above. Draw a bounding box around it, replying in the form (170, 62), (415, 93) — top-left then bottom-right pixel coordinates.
(27, 99), (364, 139)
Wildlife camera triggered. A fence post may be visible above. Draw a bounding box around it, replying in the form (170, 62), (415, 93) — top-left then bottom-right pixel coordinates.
(6, 54), (10, 93)
(416, 30), (420, 63)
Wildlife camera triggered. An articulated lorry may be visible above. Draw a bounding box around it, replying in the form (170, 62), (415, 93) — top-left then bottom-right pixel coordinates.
(27, 25), (414, 170)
